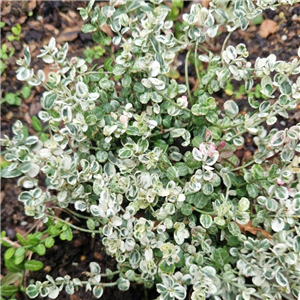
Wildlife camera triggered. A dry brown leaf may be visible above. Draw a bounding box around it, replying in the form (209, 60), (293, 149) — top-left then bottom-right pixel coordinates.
(68, 11), (78, 19)
(201, 0), (210, 8)
(44, 24), (60, 35)
(28, 0), (36, 12)
(259, 19), (278, 38)
(27, 21), (42, 29)
(15, 227), (27, 236)
(18, 15), (28, 24)
(59, 11), (76, 25)
(0, 191), (5, 204)
(0, 2), (11, 16)
(236, 220), (272, 239)
(56, 26), (81, 43)
(100, 24), (113, 37)
(24, 112), (32, 125)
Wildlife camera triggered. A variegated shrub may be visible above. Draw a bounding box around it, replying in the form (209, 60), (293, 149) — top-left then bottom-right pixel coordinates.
(2, 0), (300, 299)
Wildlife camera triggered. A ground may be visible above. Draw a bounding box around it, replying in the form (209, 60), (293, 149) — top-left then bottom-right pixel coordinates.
(1, 1), (300, 300)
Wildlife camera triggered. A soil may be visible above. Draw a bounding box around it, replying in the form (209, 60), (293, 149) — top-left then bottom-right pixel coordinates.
(1, 1), (300, 300)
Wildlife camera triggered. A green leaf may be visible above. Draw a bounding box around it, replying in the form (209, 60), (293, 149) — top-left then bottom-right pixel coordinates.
(113, 64), (126, 76)
(181, 203), (193, 216)
(213, 248), (230, 269)
(159, 259), (175, 274)
(118, 149), (132, 159)
(202, 183), (214, 195)
(60, 226), (73, 241)
(4, 248), (15, 260)
(279, 80), (292, 95)
(44, 237), (55, 248)
(42, 92), (57, 110)
(275, 186), (288, 200)
(0, 285), (19, 297)
(266, 198), (278, 211)
(133, 82), (145, 93)
(87, 218), (96, 230)
(166, 166), (179, 180)
(224, 100), (239, 118)
(174, 251), (185, 268)
(4, 93), (20, 105)
(32, 116), (42, 132)
(1, 272), (23, 286)
(104, 57), (113, 71)
(275, 272), (288, 287)
(78, 7), (88, 19)
(21, 85), (31, 99)
(25, 260), (44, 271)
(32, 244), (46, 255)
(40, 133), (48, 142)
(117, 278), (130, 291)
(186, 192), (208, 209)
(167, 81), (178, 99)
(86, 0), (95, 12)
(93, 286), (104, 298)
(222, 173), (231, 189)
(81, 23), (97, 33)
(26, 285), (39, 298)
(294, 236), (300, 253)
(15, 247), (26, 258)
(14, 254), (25, 265)
(228, 222), (241, 236)
(200, 214), (213, 229)
(5, 259), (24, 272)
(251, 164), (264, 179)
(126, 126), (141, 136)
(11, 24), (21, 36)
(174, 163), (189, 177)
(170, 128), (185, 138)
(246, 183), (258, 198)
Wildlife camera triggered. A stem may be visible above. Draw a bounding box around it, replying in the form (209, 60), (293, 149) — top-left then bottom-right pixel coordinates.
(185, 47), (192, 101)
(100, 270), (120, 277)
(281, 293), (297, 300)
(221, 32), (233, 63)
(198, 44), (211, 54)
(157, 91), (190, 112)
(193, 207), (214, 214)
(232, 150), (273, 172)
(227, 107), (278, 142)
(46, 214), (100, 234)
(82, 70), (113, 75)
(1, 237), (22, 247)
(194, 42), (201, 85)
(64, 208), (90, 220)
(229, 281), (265, 300)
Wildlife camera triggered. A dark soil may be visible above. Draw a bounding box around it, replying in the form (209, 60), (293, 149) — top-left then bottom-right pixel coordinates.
(1, 1), (300, 300)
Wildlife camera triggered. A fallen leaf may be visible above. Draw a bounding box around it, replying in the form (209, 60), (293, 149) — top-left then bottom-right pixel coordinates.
(24, 112), (32, 125)
(68, 10), (78, 19)
(259, 19), (278, 38)
(27, 21), (42, 29)
(5, 112), (13, 120)
(15, 227), (27, 236)
(201, 0), (210, 8)
(27, 0), (36, 12)
(236, 220), (272, 239)
(44, 23), (60, 35)
(56, 26), (81, 43)
(100, 23), (113, 37)
(0, 2), (11, 16)
(17, 15), (28, 24)
(0, 191), (5, 204)
(59, 11), (76, 25)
